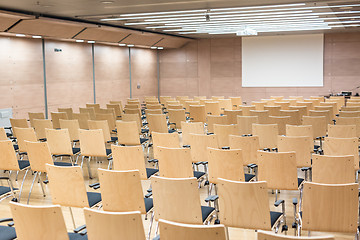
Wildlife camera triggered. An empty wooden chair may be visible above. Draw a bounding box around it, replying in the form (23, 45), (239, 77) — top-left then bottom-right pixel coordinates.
(241, 105), (256, 116)
(145, 109), (162, 115)
(302, 116), (327, 141)
(278, 136), (312, 169)
(106, 103), (122, 119)
(111, 145), (158, 179)
(10, 118), (28, 138)
(122, 113), (143, 134)
(58, 107), (73, 120)
(151, 176), (215, 224)
(217, 179), (285, 232)
(50, 112), (68, 129)
(116, 121), (148, 146)
(264, 105), (281, 116)
(158, 219), (226, 240)
(229, 97), (242, 109)
(274, 101), (290, 110)
(205, 102), (221, 116)
(289, 105), (308, 117)
(250, 110), (269, 124)
(314, 106), (334, 119)
(33, 119), (53, 141)
(296, 101), (313, 111)
(279, 110), (301, 125)
(168, 104), (183, 110)
(28, 112), (45, 127)
(335, 116), (360, 138)
(341, 106), (360, 111)
(207, 115), (227, 133)
(297, 182), (358, 237)
(59, 119), (80, 143)
(286, 125), (314, 143)
(252, 124), (279, 149)
(339, 111), (360, 117)
(147, 104), (162, 110)
(252, 101), (266, 111)
(88, 119), (115, 143)
(268, 116), (292, 135)
(309, 110), (331, 125)
(152, 132), (180, 160)
(327, 124), (357, 138)
(312, 155), (355, 184)
(79, 107), (96, 120)
(218, 99), (232, 113)
(86, 103), (101, 112)
(181, 121), (204, 146)
(84, 208), (146, 240)
(73, 112), (91, 129)
(213, 124), (237, 148)
(95, 113), (116, 132)
(237, 116), (258, 135)
(224, 109), (242, 124)
(13, 127), (38, 155)
(10, 202), (87, 240)
(189, 105), (206, 123)
(168, 109), (186, 130)
(188, 133), (218, 165)
(148, 114), (175, 134)
(229, 135), (260, 167)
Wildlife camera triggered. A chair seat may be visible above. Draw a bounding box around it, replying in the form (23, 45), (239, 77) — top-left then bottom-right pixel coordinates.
(54, 162), (73, 167)
(17, 161), (30, 170)
(193, 171), (205, 179)
(68, 232), (88, 240)
(13, 145), (18, 151)
(168, 129), (176, 133)
(0, 186), (17, 197)
(245, 173), (255, 182)
(270, 211), (283, 228)
(298, 178), (305, 187)
(0, 225), (16, 240)
(86, 192), (102, 208)
(146, 168), (159, 179)
(144, 197), (153, 213)
(72, 148), (81, 155)
(106, 149), (112, 156)
(201, 206), (215, 222)
(140, 138), (149, 144)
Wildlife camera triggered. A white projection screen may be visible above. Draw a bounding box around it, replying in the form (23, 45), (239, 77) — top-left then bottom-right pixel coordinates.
(242, 34), (324, 87)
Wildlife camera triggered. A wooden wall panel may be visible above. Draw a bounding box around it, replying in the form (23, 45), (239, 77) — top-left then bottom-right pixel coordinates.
(159, 33), (360, 103)
(130, 48), (158, 101)
(0, 36), (44, 118)
(45, 40), (93, 113)
(94, 44), (130, 105)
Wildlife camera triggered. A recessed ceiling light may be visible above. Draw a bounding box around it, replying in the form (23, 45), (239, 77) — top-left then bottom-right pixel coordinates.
(76, 39), (84, 42)
(32, 35), (42, 39)
(100, 1), (114, 3)
(88, 40), (95, 43)
(15, 34), (25, 37)
(157, 47), (164, 50)
(150, 46), (157, 49)
(127, 44), (135, 47)
(119, 43), (126, 46)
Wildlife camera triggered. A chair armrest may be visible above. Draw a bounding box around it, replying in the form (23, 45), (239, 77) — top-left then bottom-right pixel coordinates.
(274, 199), (285, 207)
(205, 195), (219, 203)
(207, 132), (214, 135)
(221, 146), (230, 150)
(0, 177), (9, 180)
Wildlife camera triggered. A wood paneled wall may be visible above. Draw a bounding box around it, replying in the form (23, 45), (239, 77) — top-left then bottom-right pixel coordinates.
(159, 33), (360, 103)
(0, 37), (44, 118)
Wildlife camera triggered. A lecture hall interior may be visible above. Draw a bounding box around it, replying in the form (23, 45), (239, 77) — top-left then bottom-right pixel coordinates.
(0, 0), (360, 239)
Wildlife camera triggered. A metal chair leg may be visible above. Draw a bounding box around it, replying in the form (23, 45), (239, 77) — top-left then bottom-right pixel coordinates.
(38, 172), (46, 197)
(87, 156), (93, 179)
(69, 207), (76, 229)
(148, 211), (154, 240)
(18, 169), (29, 203)
(27, 172), (38, 204)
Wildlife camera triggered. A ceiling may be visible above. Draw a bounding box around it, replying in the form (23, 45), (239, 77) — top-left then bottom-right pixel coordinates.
(0, 0), (359, 42)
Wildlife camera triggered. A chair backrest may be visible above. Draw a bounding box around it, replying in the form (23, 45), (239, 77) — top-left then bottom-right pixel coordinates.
(286, 124), (313, 140)
(168, 109), (186, 130)
(33, 119), (53, 140)
(151, 176), (203, 224)
(28, 112), (45, 127)
(229, 135), (259, 165)
(86, 103), (101, 112)
(208, 148), (244, 184)
(168, 104), (183, 110)
(277, 135), (312, 168)
(302, 116), (327, 139)
(268, 116), (291, 135)
(189, 105), (206, 123)
(152, 132), (180, 159)
(312, 155), (355, 184)
(106, 103), (122, 118)
(184, 101), (200, 111)
(145, 109), (162, 115)
(229, 97), (242, 109)
(339, 111), (360, 117)
(10, 118), (28, 137)
(98, 168), (146, 213)
(289, 105), (308, 117)
(323, 137), (359, 170)
(58, 107), (73, 120)
(51, 112), (68, 129)
(181, 121), (204, 146)
(122, 113), (141, 133)
(249, 110), (269, 124)
(206, 115), (227, 133)
(125, 104), (140, 110)
(59, 119), (80, 141)
(302, 182), (358, 233)
(88, 119), (111, 142)
(217, 179), (271, 230)
(224, 110), (242, 124)
(309, 110), (331, 125)
(95, 113), (116, 132)
(205, 101), (221, 116)
(218, 99), (232, 112)
(252, 101), (266, 111)
(79, 107), (96, 120)
(10, 202), (69, 240)
(97, 108), (116, 118)
(25, 141), (54, 172)
(111, 145), (147, 180)
(213, 124), (237, 148)
(188, 133), (218, 163)
(46, 164), (89, 208)
(236, 116), (258, 135)
(279, 110), (301, 125)
(240, 105), (256, 116)
(79, 129), (107, 157)
(341, 106), (360, 111)
(14, 127), (37, 152)
(84, 208), (146, 240)
(314, 106), (334, 119)
(45, 128), (73, 156)
(0, 140), (21, 171)
(147, 104), (162, 110)
(257, 230), (334, 240)
(0, 127), (7, 140)
(73, 112), (91, 129)
(264, 105), (281, 116)
(116, 121), (140, 145)
(327, 124), (357, 138)
(159, 219), (226, 240)
(258, 151), (298, 190)
(147, 114), (168, 133)
(157, 147), (193, 178)
(335, 116), (360, 138)
(274, 101), (290, 110)
(252, 124), (278, 149)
